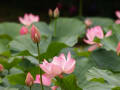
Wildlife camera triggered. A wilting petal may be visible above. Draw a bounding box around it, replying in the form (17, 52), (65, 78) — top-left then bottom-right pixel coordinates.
(88, 44), (98, 52)
(116, 42), (120, 56)
(105, 30), (112, 37)
(63, 58), (76, 74)
(34, 74), (52, 86)
(116, 11), (120, 19)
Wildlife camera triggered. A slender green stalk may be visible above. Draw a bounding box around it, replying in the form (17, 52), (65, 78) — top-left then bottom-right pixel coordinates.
(54, 18), (57, 37)
(37, 43), (44, 90)
(30, 86), (32, 90)
(79, 0), (83, 16)
(50, 17), (52, 23)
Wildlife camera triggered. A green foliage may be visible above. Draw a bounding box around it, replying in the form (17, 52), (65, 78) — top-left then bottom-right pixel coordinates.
(7, 73), (26, 85)
(0, 15), (120, 90)
(90, 17), (114, 27)
(90, 49), (120, 72)
(86, 67), (120, 86)
(0, 22), (22, 38)
(39, 42), (67, 60)
(9, 34), (51, 56)
(50, 18), (86, 46)
(112, 87), (120, 90)
(56, 74), (82, 90)
(0, 57), (21, 70)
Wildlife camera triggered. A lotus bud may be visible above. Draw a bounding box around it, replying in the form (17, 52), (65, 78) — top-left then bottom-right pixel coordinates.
(0, 64), (4, 72)
(84, 18), (92, 28)
(54, 8), (59, 18)
(25, 72), (34, 87)
(31, 25), (40, 43)
(48, 9), (53, 17)
(116, 42), (120, 56)
(20, 26), (28, 35)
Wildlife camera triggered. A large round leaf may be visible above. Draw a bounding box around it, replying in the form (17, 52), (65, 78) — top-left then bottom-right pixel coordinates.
(74, 57), (95, 87)
(90, 17), (114, 27)
(112, 24), (120, 40)
(49, 18), (86, 46)
(86, 67), (120, 86)
(102, 34), (118, 51)
(90, 49), (120, 72)
(0, 38), (10, 54)
(83, 82), (112, 90)
(9, 34), (51, 56)
(0, 22), (22, 38)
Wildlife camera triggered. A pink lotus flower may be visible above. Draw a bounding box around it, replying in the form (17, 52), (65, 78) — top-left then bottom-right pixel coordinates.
(84, 26), (112, 51)
(0, 64), (4, 72)
(20, 26), (28, 35)
(116, 42), (120, 56)
(34, 74), (52, 86)
(115, 11), (120, 24)
(40, 52), (76, 78)
(52, 52), (76, 74)
(51, 86), (59, 90)
(31, 25), (40, 43)
(40, 59), (62, 78)
(19, 13), (39, 26)
(25, 72), (34, 87)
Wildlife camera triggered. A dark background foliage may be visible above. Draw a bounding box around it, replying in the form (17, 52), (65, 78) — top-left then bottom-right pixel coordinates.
(0, 0), (120, 22)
